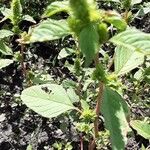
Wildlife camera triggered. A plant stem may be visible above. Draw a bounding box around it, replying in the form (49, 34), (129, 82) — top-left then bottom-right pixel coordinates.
(94, 81), (104, 137)
(89, 53), (104, 150)
(80, 134), (83, 150)
(20, 43), (26, 77)
(124, 10), (129, 23)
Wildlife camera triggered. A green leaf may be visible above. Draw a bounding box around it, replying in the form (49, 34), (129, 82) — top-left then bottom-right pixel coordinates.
(141, 145), (146, 150)
(79, 23), (99, 65)
(0, 59), (13, 69)
(0, 41), (13, 55)
(66, 88), (79, 103)
(131, 0), (142, 5)
(110, 28), (150, 75)
(0, 7), (12, 22)
(105, 16), (127, 31)
(80, 100), (90, 110)
(58, 47), (74, 59)
(101, 86), (129, 150)
(0, 30), (14, 39)
(114, 46), (144, 75)
(110, 28), (150, 55)
(26, 144), (32, 150)
(23, 15), (36, 23)
(130, 120), (150, 139)
(28, 19), (71, 43)
(21, 84), (76, 118)
(42, 1), (69, 18)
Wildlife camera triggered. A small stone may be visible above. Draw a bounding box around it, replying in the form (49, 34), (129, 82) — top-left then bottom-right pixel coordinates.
(0, 114), (6, 122)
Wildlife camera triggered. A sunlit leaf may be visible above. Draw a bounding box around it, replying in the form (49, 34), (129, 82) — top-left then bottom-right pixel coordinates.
(0, 7), (12, 22)
(131, 0), (142, 5)
(21, 84), (76, 118)
(101, 86), (130, 150)
(58, 47), (74, 59)
(0, 59), (13, 69)
(110, 28), (150, 75)
(42, 1), (69, 18)
(130, 120), (150, 139)
(23, 15), (36, 23)
(0, 41), (13, 55)
(114, 46), (144, 75)
(28, 19), (71, 43)
(0, 30), (14, 39)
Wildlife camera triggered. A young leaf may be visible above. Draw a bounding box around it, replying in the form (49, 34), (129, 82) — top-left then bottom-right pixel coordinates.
(0, 41), (13, 55)
(130, 120), (150, 139)
(0, 30), (14, 39)
(28, 19), (71, 43)
(79, 23), (99, 65)
(105, 16), (127, 31)
(58, 47), (74, 59)
(110, 28), (150, 75)
(22, 15), (36, 23)
(42, 1), (69, 18)
(0, 59), (13, 69)
(21, 84), (76, 118)
(101, 86), (130, 150)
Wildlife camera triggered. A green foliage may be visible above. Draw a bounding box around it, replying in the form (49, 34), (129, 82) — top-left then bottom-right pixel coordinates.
(92, 63), (107, 82)
(80, 109), (96, 122)
(76, 122), (93, 134)
(53, 141), (73, 150)
(96, 130), (110, 150)
(21, 84), (77, 118)
(74, 58), (81, 75)
(0, 41), (13, 55)
(130, 120), (150, 139)
(0, 29), (14, 68)
(79, 23), (99, 65)
(58, 48), (74, 60)
(67, 17), (86, 36)
(110, 28), (150, 75)
(0, 30), (14, 39)
(101, 86), (129, 150)
(121, 0), (132, 9)
(97, 23), (109, 44)
(42, 1), (69, 18)
(26, 144), (32, 150)
(11, 0), (22, 24)
(25, 19), (71, 43)
(0, 59), (14, 69)
(69, 0), (99, 23)
(68, 0), (99, 37)
(105, 16), (127, 31)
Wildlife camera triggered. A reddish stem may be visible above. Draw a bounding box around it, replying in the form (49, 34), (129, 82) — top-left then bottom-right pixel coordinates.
(20, 44), (26, 77)
(88, 53), (104, 150)
(80, 135), (83, 150)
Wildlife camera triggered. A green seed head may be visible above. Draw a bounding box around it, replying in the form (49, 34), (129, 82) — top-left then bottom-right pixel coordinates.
(11, 0), (22, 25)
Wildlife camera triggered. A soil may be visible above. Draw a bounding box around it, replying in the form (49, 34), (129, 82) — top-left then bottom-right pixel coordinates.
(0, 1), (150, 150)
